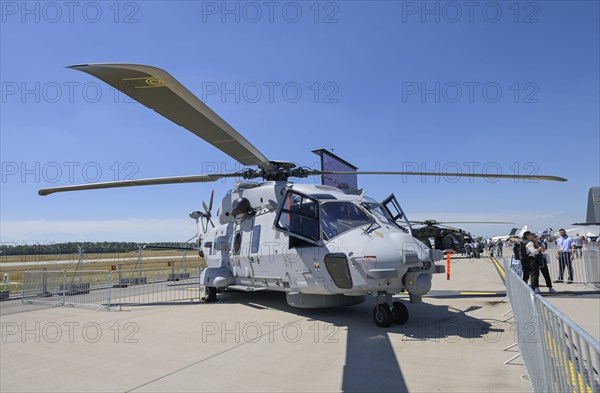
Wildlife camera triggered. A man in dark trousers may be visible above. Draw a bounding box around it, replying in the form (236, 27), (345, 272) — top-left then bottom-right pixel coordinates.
(524, 231), (544, 292)
(531, 234), (557, 293)
(555, 228), (575, 283)
(517, 232), (533, 283)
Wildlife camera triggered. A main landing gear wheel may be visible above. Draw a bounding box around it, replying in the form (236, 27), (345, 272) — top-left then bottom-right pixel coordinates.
(373, 304), (393, 327)
(204, 286), (218, 303)
(391, 301), (409, 325)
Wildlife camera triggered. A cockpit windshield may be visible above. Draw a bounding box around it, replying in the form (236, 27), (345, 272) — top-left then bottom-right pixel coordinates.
(320, 201), (371, 240)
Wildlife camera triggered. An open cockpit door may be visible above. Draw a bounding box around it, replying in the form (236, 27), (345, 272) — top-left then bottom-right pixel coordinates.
(381, 194), (412, 234)
(274, 190), (322, 246)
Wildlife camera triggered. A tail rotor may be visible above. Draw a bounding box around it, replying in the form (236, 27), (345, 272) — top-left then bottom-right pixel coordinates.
(190, 190), (216, 235)
(202, 190), (215, 228)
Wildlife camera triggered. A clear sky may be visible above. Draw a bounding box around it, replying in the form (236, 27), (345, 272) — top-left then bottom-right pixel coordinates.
(1, 0), (599, 243)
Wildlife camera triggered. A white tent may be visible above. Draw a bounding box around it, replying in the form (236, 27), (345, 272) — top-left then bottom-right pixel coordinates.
(585, 231), (598, 237)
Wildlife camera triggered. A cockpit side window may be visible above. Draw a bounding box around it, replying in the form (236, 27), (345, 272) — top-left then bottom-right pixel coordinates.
(275, 191), (320, 243)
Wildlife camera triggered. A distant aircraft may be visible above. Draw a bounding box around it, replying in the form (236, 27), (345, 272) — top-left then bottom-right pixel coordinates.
(491, 225), (528, 242)
(573, 187), (600, 226)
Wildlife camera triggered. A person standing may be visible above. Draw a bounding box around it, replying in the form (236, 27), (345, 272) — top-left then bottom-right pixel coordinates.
(465, 242), (472, 259)
(572, 234), (584, 258)
(518, 232), (533, 283)
(555, 228), (575, 283)
(524, 232), (544, 292)
(473, 240), (480, 259)
(531, 234), (557, 293)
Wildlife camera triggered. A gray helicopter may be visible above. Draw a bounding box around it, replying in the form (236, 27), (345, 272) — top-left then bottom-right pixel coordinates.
(39, 64), (567, 327)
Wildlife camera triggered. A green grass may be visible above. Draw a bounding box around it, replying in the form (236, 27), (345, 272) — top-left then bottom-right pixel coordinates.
(0, 251), (206, 295)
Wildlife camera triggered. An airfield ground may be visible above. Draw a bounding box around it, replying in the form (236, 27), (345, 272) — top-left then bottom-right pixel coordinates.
(1, 256), (598, 393)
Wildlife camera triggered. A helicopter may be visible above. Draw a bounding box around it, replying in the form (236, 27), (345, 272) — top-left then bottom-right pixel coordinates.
(38, 64), (567, 327)
(410, 219), (513, 253)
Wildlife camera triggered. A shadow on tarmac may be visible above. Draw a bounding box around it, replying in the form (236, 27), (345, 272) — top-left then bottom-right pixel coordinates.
(212, 290), (502, 393)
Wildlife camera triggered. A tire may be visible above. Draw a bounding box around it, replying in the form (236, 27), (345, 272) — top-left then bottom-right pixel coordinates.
(391, 301), (409, 325)
(373, 304), (393, 327)
(204, 286), (218, 303)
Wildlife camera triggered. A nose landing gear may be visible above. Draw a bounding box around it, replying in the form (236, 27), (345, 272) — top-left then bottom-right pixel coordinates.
(372, 292), (409, 327)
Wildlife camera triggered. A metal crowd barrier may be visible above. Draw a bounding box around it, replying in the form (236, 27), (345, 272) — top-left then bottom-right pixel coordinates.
(21, 267), (204, 310)
(583, 250), (600, 289)
(502, 246), (600, 289)
(22, 270), (112, 310)
(22, 270), (66, 307)
(110, 267), (202, 307)
(502, 257), (600, 392)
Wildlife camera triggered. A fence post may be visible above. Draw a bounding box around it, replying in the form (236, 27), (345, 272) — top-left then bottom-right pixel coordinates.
(21, 272), (25, 304)
(42, 267), (48, 296)
(108, 271), (112, 309)
(62, 271), (66, 306)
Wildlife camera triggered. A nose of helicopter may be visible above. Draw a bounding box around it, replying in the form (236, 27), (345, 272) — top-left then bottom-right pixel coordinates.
(358, 231), (432, 268)
(387, 232), (432, 264)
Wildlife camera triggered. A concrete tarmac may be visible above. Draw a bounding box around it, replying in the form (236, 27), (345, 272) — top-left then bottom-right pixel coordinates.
(1, 256), (596, 392)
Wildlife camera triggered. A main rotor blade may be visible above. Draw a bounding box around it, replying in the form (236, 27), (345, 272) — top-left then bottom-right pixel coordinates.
(409, 220), (431, 225)
(38, 173), (242, 196)
(143, 245), (198, 251)
(436, 221), (515, 224)
(68, 63), (271, 169)
(306, 170), (567, 182)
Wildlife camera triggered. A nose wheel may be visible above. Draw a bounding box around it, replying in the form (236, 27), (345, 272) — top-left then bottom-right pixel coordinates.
(373, 304), (393, 327)
(372, 292), (409, 327)
(391, 301), (409, 325)
(202, 286), (219, 303)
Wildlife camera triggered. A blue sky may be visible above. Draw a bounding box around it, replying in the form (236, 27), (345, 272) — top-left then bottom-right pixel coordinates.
(1, 1), (599, 243)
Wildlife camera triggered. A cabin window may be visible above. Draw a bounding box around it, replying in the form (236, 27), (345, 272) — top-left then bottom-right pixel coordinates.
(233, 231), (242, 254)
(214, 235), (230, 253)
(251, 225), (261, 254)
(275, 191), (320, 242)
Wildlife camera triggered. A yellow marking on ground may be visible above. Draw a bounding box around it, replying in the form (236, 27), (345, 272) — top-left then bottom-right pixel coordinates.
(460, 291), (497, 295)
(544, 331), (593, 392)
(491, 257), (505, 280)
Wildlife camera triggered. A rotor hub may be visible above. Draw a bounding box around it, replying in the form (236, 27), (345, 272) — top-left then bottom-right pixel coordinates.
(241, 161), (311, 181)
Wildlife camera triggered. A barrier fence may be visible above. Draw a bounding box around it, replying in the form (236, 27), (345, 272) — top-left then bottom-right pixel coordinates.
(21, 267), (203, 310)
(503, 246), (600, 289)
(502, 257), (600, 392)
(110, 267), (201, 307)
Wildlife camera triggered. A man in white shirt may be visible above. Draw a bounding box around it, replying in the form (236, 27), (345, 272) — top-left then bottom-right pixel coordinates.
(555, 228), (575, 283)
(572, 234), (584, 258)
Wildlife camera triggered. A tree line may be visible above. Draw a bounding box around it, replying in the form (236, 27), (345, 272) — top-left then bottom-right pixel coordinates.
(0, 242), (189, 256)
